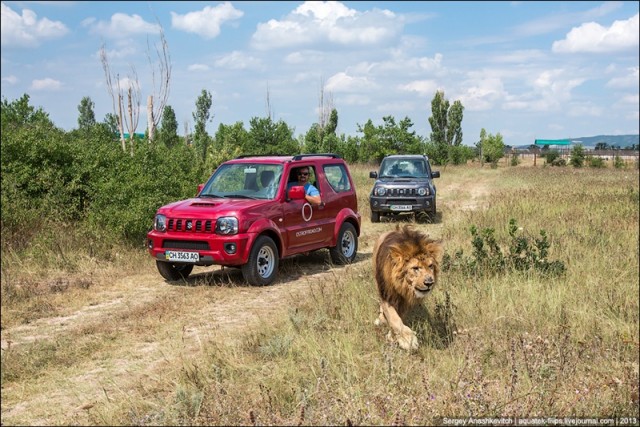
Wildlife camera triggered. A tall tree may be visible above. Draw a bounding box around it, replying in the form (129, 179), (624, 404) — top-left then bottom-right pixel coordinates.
(428, 90), (464, 165)
(248, 116), (298, 155)
(77, 96), (96, 131)
(145, 25), (171, 143)
(479, 128), (505, 167)
(100, 44), (141, 155)
(103, 113), (119, 136)
(447, 100), (464, 146)
(158, 105), (179, 148)
(193, 89), (213, 161)
(1, 94), (51, 130)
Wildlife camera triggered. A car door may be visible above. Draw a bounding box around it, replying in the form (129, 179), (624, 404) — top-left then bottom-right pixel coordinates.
(282, 164), (328, 253)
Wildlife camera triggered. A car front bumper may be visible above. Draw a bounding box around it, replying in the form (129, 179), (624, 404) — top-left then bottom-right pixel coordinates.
(147, 230), (253, 266)
(369, 196), (436, 214)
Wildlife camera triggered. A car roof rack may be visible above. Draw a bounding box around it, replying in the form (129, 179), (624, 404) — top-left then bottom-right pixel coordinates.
(235, 154), (289, 159)
(292, 153), (342, 160)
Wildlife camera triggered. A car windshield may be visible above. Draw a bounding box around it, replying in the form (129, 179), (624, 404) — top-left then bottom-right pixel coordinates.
(200, 163), (283, 200)
(379, 159), (428, 178)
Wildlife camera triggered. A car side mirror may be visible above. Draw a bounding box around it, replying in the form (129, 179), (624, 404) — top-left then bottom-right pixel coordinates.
(369, 171), (378, 178)
(288, 185), (305, 200)
(197, 183), (204, 196)
(431, 171), (440, 179)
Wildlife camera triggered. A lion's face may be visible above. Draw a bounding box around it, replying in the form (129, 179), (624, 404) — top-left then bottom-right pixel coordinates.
(404, 254), (438, 299)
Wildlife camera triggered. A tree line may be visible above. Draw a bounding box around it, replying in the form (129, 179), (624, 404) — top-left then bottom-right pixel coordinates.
(1, 90), (502, 250)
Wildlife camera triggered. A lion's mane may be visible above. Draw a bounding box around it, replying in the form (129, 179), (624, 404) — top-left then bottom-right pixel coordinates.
(374, 225), (443, 316)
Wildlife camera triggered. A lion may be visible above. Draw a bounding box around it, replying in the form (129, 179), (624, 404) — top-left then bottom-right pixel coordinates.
(373, 224), (444, 351)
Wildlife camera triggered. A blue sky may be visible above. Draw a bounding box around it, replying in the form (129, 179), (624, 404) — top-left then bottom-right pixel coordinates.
(1, 1), (638, 146)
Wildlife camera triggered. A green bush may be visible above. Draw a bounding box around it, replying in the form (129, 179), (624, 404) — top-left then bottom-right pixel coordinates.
(442, 218), (566, 277)
(587, 156), (606, 168)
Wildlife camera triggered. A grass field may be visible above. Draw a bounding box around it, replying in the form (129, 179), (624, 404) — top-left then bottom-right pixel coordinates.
(1, 159), (639, 426)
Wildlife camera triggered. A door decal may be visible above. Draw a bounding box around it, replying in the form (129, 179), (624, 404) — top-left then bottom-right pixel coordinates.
(302, 202), (313, 222)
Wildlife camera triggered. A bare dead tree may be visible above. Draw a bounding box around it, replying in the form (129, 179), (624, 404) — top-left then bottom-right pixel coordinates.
(265, 82), (273, 120)
(145, 25), (171, 143)
(124, 67), (141, 155)
(100, 44), (126, 152)
(183, 120), (191, 146)
(100, 45), (141, 155)
(317, 76), (334, 139)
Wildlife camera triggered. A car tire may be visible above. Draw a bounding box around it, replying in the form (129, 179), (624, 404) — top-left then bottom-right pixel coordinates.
(330, 222), (358, 265)
(156, 261), (194, 281)
(371, 211), (380, 223)
(242, 235), (279, 286)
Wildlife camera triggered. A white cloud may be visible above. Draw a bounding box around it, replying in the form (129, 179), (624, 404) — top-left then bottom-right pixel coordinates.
(1, 1), (68, 47)
(490, 50), (546, 64)
(514, 1), (623, 37)
(529, 69), (585, 109)
(214, 51), (261, 70)
(88, 13), (160, 39)
(552, 13), (639, 53)
(188, 64), (210, 72)
(325, 72), (377, 92)
(398, 80), (439, 97)
(1, 74), (17, 84)
(95, 43), (137, 60)
(567, 102), (603, 117)
(606, 67), (640, 88)
(339, 94), (370, 106)
(171, 2), (243, 39)
(251, 1), (403, 50)
(456, 77), (507, 111)
(620, 93), (639, 104)
(375, 100), (417, 113)
(30, 78), (62, 90)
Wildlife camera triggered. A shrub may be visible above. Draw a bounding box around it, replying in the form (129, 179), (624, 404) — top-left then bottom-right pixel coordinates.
(587, 156), (605, 168)
(442, 218), (566, 277)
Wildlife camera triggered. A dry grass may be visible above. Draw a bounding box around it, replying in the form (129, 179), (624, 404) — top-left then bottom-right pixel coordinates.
(1, 160), (638, 425)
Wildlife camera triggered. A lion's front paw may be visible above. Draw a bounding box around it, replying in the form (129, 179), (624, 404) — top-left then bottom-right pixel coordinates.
(397, 327), (419, 351)
(374, 314), (387, 327)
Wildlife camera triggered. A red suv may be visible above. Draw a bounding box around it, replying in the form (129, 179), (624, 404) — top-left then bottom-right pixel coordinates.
(146, 154), (361, 285)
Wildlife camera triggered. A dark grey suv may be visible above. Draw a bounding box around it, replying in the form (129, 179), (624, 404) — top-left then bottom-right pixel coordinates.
(369, 155), (440, 223)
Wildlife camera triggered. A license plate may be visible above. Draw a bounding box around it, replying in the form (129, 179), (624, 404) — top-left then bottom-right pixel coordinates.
(390, 205), (412, 211)
(165, 251), (199, 263)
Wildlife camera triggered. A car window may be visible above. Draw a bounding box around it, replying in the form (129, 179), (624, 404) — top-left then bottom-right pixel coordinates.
(381, 158), (428, 178)
(324, 164), (351, 192)
(288, 165), (317, 188)
(201, 163), (283, 200)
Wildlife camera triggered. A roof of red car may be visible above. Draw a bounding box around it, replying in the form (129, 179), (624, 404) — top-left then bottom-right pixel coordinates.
(227, 154), (343, 164)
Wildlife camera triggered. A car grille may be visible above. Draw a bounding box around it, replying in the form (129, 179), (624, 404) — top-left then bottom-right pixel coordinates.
(386, 188), (418, 197)
(162, 240), (210, 250)
(168, 218), (213, 232)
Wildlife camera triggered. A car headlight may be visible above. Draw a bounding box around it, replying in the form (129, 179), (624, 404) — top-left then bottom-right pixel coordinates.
(374, 187), (386, 196)
(216, 216), (238, 235)
(154, 214), (167, 232)
(417, 187), (428, 196)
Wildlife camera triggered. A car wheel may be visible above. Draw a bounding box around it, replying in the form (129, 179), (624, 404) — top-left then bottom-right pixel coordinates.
(156, 261), (194, 281)
(330, 222), (358, 265)
(371, 211), (380, 223)
(242, 235), (279, 286)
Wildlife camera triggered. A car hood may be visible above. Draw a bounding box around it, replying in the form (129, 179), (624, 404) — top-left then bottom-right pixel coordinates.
(158, 197), (271, 218)
(374, 177), (433, 185)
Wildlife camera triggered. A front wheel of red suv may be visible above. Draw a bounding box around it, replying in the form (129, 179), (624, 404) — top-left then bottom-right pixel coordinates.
(156, 261), (194, 281)
(242, 235), (279, 286)
(330, 222), (358, 265)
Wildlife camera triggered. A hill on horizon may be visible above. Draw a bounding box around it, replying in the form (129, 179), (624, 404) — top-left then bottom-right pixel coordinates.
(513, 134), (638, 149)
(570, 134), (639, 148)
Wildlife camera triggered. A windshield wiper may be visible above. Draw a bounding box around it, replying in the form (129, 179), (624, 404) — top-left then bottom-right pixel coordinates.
(199, 193), (222, 198)
(224, 194), (257, 199)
